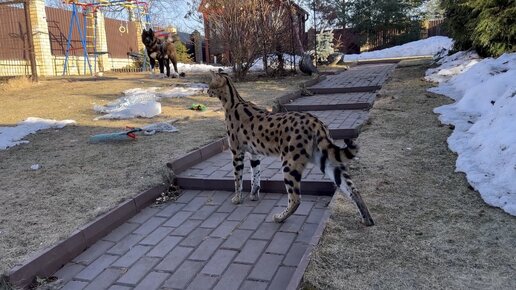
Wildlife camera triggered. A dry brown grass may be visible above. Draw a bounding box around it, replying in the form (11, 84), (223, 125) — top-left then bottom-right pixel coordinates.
(0, 77), (36, 93)
(0, 71), (311, 274)
(303, 60), (516, 289)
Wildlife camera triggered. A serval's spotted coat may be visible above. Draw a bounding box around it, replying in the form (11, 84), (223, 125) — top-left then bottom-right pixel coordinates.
(207, 71), (374, 225)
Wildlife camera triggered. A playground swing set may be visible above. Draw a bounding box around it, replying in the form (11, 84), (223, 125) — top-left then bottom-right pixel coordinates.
(61, 0), (150, 76)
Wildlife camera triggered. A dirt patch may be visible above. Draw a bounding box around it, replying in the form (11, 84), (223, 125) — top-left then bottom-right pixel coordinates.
(0, 72), (311, 274)
(303, 61), (516, 289)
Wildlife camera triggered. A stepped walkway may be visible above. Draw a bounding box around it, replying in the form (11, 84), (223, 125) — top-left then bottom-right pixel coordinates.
(49, 64), (396, 290)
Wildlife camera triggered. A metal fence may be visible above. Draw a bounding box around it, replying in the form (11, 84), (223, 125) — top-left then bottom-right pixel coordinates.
(0, 0), (36, 79)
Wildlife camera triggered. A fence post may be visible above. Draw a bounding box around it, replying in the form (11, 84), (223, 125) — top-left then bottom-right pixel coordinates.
(28, 0), (53, 76)
(95, 11), (109, 73)
(23, 0), (38, 81)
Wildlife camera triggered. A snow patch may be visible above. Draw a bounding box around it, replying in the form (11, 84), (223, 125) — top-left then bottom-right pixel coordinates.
(94, 84), (208, 120)
(429, 52), (516, 216)
(344, 36), (454, 61)
(0, 117), (76, 150)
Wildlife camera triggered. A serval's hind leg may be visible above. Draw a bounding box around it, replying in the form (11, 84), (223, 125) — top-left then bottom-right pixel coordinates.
(343, 177), (374, 226)
(273, 158), (307, 223)
(249, 154), (261, 201)
(231, 151), (245, 204)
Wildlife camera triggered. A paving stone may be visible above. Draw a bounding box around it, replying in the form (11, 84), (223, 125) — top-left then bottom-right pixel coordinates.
(239, 213), (266, 230)
(251, 222), (281, 240)
(133, 217), (167, 235)
(83, 268), (125, 290)
(156, 202), (186, 218)
(227, 206), (253, 221)
(162, 260), (204, 289)
(221, 229), (253, 250)
(102, 223), (139, 242)
(146, 236), (182, 257)
(129, 208), (160, 224)
(213, 263), (252, 290)
(216, 199), (238, 213)
(134, 271), (169, 290)
(206, 191), (231, 205)
(283, 242), (308, 266)
(240, 280), (268, 290)
(266, 232), (296, 254)
(54, 263), (85, 282)
(294, 201), (315, 216)
(73, 240), (115, 265)
(171, 219), (202, 236)
(210, 221), (239, 238)
(234, 239), (268, 264)
(269, 266), (296, 290)
(108, 286), (132, 290)
(189, 237), (224, 261)
(139, 226), (174, 246)
(180, 228), (213, 247)
(183, 196), (209, 212)
(163, 211), (193, 227)
(186, 274), (218, 290)
(201, 249), (238, 275)
(111, 245), (151, 268)
(61, 280), (88, 290)
(75, 254), (118, 281)
(252, 199), (278, 214)
(262, 193), (282, 200)
(306, 207), (326, 224)
(106, 234), (144, 255)
(116, 257), (160, 286)
(155, 246), (194, 272)
(190, 205), (218, 220)
(296, 223), (319, 244)
(279, 215), (307, 233)
(175, 191), (199, 203)
(108, 285), (132, 290)
(248, 253), (283, 281)
(199, 212), (228, 229)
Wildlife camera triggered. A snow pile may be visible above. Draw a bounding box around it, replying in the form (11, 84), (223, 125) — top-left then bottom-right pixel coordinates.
(429, 52), (516, 216)
(344, 36), (454, 61)
(0, 117), (76, 150)
(178, 63), (231, 73)
(425, 51), (480, 83)
(94, 84), (207, 120)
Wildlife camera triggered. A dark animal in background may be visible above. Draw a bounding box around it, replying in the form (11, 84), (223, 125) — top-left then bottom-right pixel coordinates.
(141, 28), (179, 77)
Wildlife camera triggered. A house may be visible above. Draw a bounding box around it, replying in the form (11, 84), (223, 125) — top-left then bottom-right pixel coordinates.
(198, 0), (309, 64)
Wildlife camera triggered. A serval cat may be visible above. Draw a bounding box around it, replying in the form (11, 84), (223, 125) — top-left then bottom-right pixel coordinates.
(207, 71), (374, 225)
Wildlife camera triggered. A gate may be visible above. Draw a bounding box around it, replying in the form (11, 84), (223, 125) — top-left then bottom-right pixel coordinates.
(0, 0), (37, 80)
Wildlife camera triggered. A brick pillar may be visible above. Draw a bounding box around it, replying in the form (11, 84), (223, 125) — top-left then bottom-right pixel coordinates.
(28, 0), (54, 76)
(95, 11), (109, 72)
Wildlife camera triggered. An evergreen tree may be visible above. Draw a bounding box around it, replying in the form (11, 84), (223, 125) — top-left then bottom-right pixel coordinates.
(442, 0), (515, 56)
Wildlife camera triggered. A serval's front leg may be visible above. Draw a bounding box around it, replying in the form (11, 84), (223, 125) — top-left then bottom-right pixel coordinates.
(231, 151), (245, 204)
(249, 154), (261, 201)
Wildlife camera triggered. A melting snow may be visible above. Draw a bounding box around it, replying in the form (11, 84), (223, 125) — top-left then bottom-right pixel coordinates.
(428, 52), (516, 216)
(344, 36), (454, 61)
(94, 84), (208, 120)
(0, 117), (76, 150)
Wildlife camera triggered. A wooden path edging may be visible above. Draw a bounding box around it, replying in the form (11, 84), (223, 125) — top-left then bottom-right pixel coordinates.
(6, 185), (167, 288)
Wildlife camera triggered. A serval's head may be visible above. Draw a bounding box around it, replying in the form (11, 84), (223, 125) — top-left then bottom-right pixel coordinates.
(207, 70), (229, 100)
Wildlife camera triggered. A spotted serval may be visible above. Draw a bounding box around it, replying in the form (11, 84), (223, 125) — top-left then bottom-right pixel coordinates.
(207, 71), (374, 225)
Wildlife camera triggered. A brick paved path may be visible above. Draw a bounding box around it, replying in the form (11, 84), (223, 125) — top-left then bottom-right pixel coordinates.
(284, 92), (376, 111)
(55, 190), (331, 290)
(50, 63), (395, 290)
(308, 64), (395, 94)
